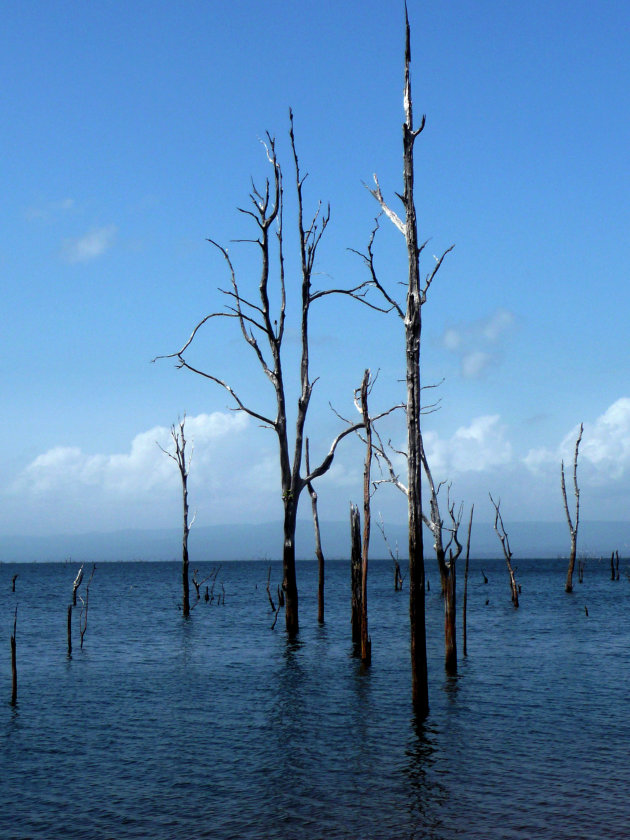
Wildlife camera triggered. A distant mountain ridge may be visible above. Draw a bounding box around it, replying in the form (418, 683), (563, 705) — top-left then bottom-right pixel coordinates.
(1, 520), (629, 563)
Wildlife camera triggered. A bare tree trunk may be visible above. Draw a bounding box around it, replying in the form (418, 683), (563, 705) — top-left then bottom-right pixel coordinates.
(462, 504), (474, 658)
(611, 550), (617, 581)
(156, 123), (363, 640)
(282, 498), (299, 635)
(10, 607), (17, 706)
(67, 604), (72, 657)
(562, 423), (583, 593)
(305, 439), (325, 623)
(350, 503), (362, 646)
(159, 417), (194, 617)
(79, 564), (96, 649)
(490, 495), (519, 607)
(359, 370), (372, 664)
(444, 562), (457, 674)
(72, 564), (84, 607)
(365, 10), (452, 717)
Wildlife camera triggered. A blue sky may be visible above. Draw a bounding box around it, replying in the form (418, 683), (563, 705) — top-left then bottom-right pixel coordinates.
(2, 1), (630, 540)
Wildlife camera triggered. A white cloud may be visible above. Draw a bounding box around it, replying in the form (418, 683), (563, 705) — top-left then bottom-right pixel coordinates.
(424, 415), (513, 478)
(461, 350), (492, 378)
(11, 412), (281, 531)
(524, 398), (630, 482)
(62, 225), (116, 263)
(441, 307), (515, 379)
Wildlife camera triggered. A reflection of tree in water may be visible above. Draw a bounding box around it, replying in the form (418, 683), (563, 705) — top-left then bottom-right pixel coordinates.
(404, 720), (449, 839)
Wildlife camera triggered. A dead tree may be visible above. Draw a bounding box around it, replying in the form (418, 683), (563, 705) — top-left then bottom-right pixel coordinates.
(78, 564), (96, 649)
(462, 504), (474, 658)
(489, 495), (519, 607)
(67, 604), (72, 657)
(611, 550), (620, 581)
(10, 606), (17, 706)
(578, 557), (584, 582)
(355, 7), (454, 718)
(376, 514), (403, 590)
(265, 566), (282, 629)
(358, 370), (372, 664)
(305, 439), (325, 624)
(420, 457), (464, 673)
(155, 117), (364, 636)
(191, 566), (220, 608)
(350, 503), (362, 646)
(158, 416), (195, 617)
(562, 423), (583, 593)
(72, 564), (84, 606)
(370, 422), (462, 672)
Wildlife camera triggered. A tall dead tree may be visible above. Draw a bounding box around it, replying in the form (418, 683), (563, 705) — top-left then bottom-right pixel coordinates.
(358, 369), (373, 664)
(305, 439), (325, 624)
(489, 494), (519, 607)
(155, 117), (364, 635)
(355, 7), (454, 718)
(562, 423), (583, 593)
(159, 416), (195, 617)
(350, 503), (362, 645)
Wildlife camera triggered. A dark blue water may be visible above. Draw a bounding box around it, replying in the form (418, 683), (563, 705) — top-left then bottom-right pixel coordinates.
(1, 555), (629, 839)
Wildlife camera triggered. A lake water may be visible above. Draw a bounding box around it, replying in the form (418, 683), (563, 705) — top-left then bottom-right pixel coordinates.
(1, 555), (629, 839)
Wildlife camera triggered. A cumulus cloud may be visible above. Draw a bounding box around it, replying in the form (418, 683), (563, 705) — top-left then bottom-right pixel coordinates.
(62, 225), (117, 263)
(524, 398), (630, 482)
(20, 412), (249, 495)
(10, 412), (285, 531)
(423, 415), (513, 478)
(441, 308), (515, 379)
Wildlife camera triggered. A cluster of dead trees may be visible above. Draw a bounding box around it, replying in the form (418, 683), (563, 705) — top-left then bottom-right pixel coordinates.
(155, 8), (439, 717)
(153, 8), (604, 719)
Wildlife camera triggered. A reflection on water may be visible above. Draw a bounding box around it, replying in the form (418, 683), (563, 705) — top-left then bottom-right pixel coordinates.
(1, 557), (630, 838)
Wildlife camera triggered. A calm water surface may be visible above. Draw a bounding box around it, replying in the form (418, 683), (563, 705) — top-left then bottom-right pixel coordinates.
(1, 555), (629, 839)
